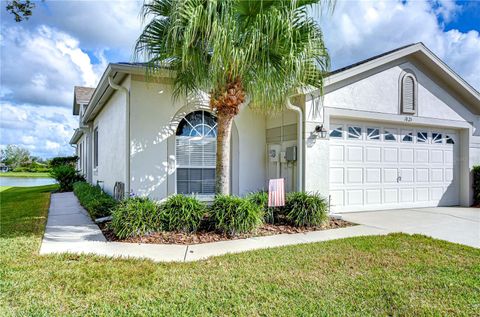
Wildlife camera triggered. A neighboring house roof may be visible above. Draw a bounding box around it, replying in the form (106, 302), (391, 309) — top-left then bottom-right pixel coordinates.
(73, 86), (95, 115)
(75, 42), (480, 126)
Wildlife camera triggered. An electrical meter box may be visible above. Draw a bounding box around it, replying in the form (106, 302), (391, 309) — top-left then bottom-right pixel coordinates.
(285, 146), (297, 161)
(268, 144), (281, 162)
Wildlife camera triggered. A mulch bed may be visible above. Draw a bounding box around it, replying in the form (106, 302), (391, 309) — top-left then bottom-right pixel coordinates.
(100, 218), (355, 245)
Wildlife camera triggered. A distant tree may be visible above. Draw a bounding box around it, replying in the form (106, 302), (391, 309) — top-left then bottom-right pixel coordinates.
(5, 0), (35, 22)
(49, 156), (79, 168)
(1, 145), (31, 168)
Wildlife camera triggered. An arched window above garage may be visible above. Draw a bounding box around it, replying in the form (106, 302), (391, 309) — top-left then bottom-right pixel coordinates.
(400, 71), (418, 115)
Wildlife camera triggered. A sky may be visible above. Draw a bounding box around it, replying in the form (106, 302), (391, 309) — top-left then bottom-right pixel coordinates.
(0, 0), (479, 159)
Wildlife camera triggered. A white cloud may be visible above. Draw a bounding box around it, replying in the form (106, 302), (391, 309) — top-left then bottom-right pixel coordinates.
(0, 103), (77, 158)
(5, 0), (144, 55)
(318, 0), (480, 90)
(0, 25), (107, 107)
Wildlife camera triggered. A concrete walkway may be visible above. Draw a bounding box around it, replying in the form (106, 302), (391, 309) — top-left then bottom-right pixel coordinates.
(40, 192), (390, 262)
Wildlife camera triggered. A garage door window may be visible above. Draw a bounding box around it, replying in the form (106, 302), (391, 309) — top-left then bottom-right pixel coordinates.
(329, 125), (343, 138)
(348, 126), (362, 139)
(367, 128), (380, 141)
(417, 132), (428, 143)
(432, 133), (443, 144)
(384, 129), (397, 141)
(402, 131), (413, 142)
(446, 135), (455, 144)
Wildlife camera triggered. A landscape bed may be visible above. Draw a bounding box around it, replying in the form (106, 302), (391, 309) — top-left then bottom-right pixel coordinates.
(99, 218), (354, 244)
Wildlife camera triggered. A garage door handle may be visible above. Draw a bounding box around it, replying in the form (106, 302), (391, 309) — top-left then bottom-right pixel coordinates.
(397, 176), (402, 182)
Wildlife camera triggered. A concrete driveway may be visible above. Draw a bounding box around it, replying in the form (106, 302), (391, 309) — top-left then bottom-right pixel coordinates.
(340, 207), (480, 248)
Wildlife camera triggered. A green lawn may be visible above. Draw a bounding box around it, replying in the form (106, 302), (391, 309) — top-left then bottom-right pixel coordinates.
(1, 186), (479, 316)
(0, 171), (51, 178)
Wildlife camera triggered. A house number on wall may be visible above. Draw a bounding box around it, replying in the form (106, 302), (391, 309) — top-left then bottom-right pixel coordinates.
(404, 116), (413, 122)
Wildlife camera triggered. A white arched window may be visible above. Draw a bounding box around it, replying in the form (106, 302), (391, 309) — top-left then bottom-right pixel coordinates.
(175, 111), (217, 195)
(400, 72), (417, 114)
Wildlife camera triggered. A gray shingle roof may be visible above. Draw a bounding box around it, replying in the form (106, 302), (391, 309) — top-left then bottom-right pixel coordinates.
(328, 43), (419, 76)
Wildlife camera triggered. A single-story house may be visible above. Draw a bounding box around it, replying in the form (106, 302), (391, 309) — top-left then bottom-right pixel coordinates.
(70, 43), (480, 213)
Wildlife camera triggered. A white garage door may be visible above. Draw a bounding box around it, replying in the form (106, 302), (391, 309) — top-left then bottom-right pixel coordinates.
(329, 120), (459, 212)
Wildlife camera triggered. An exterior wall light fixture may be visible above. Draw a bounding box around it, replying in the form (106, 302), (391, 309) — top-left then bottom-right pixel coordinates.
(314, 124), (327, 138)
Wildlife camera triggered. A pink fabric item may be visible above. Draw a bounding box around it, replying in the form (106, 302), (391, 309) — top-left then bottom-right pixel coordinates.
(268, 178), (285, 207)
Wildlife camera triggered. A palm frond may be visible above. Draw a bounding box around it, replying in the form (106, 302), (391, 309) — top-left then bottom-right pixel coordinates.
(135, 0), (333, 113)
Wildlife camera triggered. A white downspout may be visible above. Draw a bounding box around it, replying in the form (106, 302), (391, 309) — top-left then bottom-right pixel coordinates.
(108, 76), (130, 197)
(286, 94), (303, 192)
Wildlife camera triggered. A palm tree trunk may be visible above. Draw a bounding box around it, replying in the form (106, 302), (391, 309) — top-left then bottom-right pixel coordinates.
(215, 110), (235, 195)
(211, 77), (245, 195)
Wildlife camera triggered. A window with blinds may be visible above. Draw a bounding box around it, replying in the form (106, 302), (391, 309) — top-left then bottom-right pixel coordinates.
(175, 111), (217, 195)
(401, 74), (416, 114)
(94, 127), (99, 168)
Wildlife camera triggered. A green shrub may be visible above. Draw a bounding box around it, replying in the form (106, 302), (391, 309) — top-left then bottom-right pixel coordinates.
(111, 197), (162, 239)
(50, 165), (84, 192)
(473, 165), (480, 206)
(160, 195), (206, 232)
(210, 195), (263, 235)
(73, 182), (118, 218)
(247, 190), (278, 224)
(285, 192), (328, 227)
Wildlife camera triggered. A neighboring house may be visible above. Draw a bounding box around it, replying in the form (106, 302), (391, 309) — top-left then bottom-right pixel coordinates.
(70, 43), (480, 213)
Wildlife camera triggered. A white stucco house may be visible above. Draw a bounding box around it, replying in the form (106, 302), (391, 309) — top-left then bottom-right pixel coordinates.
(70, 43), (480, 213)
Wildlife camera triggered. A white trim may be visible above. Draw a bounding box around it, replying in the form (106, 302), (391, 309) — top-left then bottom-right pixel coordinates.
(324, 107), (472, 130)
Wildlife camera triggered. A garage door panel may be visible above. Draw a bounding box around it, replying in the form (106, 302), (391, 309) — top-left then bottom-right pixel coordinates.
(330, 145), (344, 161)
(415, 149), (429, 163)
(430, 187), (444, 201)
(347, 190), (363, 205)
(365, 168), (381, 183)
(384, 148), (398, 162)
(399, 148), (414, 163)
(431, 168), (443, 182)
(416, 168), (429, 182)
(366, 189), (382, 204)
(445, 168), (453, 183)
(416, 188), (429, 201)
(329, 121), (459, 212)
(330, 190), (344, 207)
(366, 147), (381, 162)
(430, 150), (443, 163)
(400, 168), (414, 183)
(330, 168), (344, 184)
(347, 147), (363, 162)
(444, 150), (453, 163)
(347, 168), (363, 184)
(384, 168), (398, 183)
(400, 188), (415, 203)
(384, 188), (398, 203)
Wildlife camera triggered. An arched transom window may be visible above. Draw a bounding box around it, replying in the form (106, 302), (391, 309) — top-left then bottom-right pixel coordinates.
(175, 111), (217, 195)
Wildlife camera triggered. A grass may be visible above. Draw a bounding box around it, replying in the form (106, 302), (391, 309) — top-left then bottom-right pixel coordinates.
(1, 186), (479, 316)
(0, 171), (51, 178)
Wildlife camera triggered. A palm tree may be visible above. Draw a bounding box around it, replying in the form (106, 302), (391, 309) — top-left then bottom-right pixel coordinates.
(135, 0), (332, 195)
